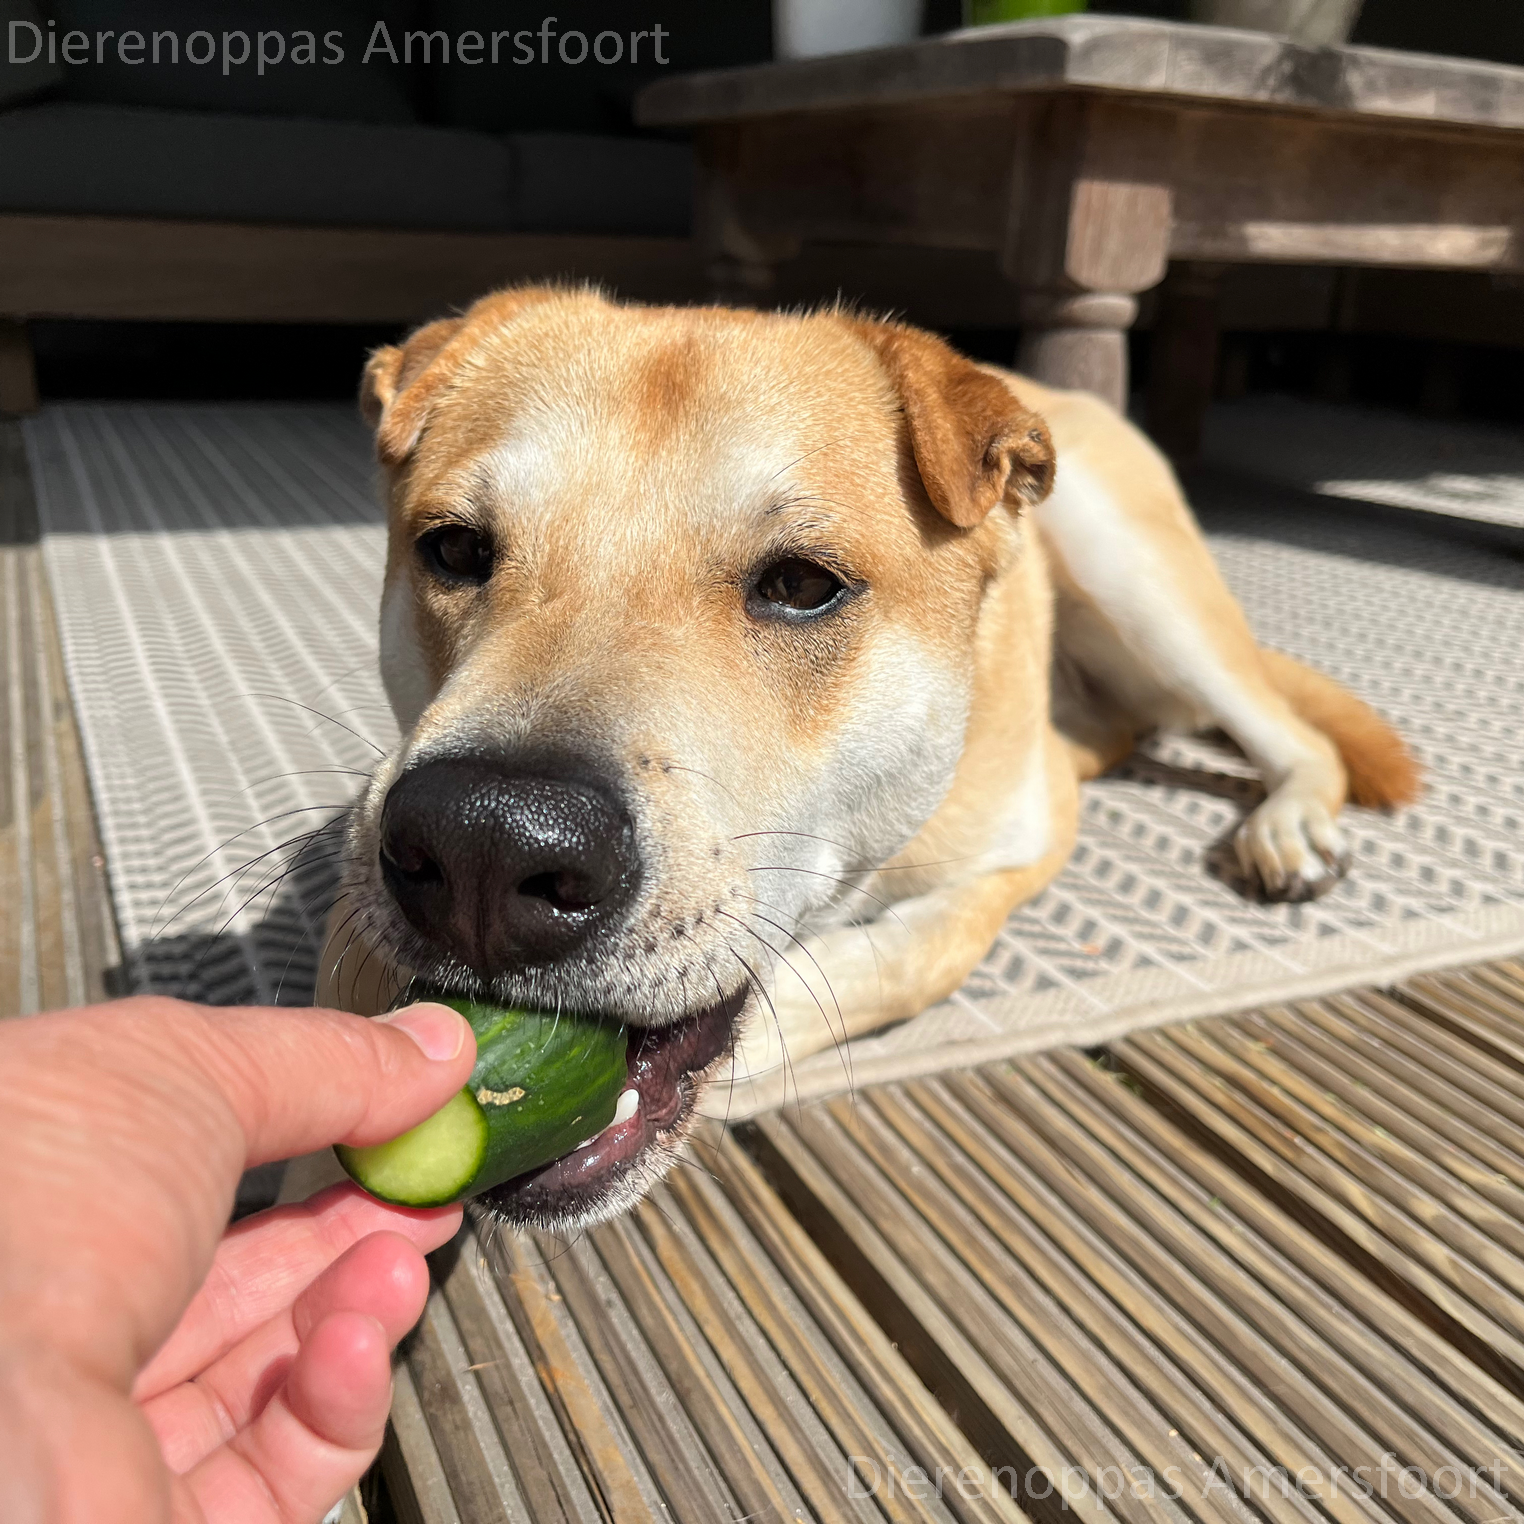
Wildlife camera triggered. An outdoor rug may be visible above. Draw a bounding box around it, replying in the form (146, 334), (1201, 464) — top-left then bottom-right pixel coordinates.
(1202, 394), (1524, 531)
(23, 400), (1524, 1116)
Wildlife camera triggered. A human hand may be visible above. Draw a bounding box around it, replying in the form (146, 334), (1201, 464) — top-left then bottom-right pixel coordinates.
(0, 995), (476, 1523)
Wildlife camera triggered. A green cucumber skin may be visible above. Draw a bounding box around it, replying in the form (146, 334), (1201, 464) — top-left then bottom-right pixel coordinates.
(456, 1000), (628, 1197)
(338, 1001), (628, 1207)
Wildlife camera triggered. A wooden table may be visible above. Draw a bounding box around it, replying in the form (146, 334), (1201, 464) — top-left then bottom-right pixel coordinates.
(637, 16), (1524, 442)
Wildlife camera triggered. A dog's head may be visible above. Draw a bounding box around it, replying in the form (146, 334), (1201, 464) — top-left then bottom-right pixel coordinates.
(343, 286), (1054, 1227)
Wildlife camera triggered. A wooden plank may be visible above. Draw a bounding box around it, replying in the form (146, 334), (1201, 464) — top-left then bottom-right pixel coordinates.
(35, 551), (118, 1008)
(438, 1240), (604, 1524)
(847, 1084), (1322, 1524)
(633, 1183), (900, 1524)
(1469, 962), (1524, 1010)
(383, 1357), (465, 1524)
(0, 514), (30, 1016)
(697, 1129), (1030, 1524)
(0, 321), (37, 415)
(1240, 1009), (1524, 1217)
(915, 1072), (1414, 1524)
(1327, 989), (1524, 1125)
(1031, 1050), (1524, 1517)
(665, 1156), (970, 1524)
(588, 1213), (808, 1524)
(1167, 107), (1524, 272)
(0, 212), (1057, 334)
(1264, 1002), (1524, 1189)
(988, 1060), (1515, 1523)
(690, 93), (1524, 276)
(1405, 972), (1524, 1065)
(0, 215), (702, 324)
(403, 1291), (523, 1524)
(532, 1228), (733, 1524)
(1166, 1021), (1524, 1304)
(694, 99), (1021, 255)
(0, 421), (119, 1018)
(484, 1227), (663, 1522)
(637, 17), (1524, 132)
(1116, 1027), (1524, 1369)
(752, 1108), (1131, 1524)
(20, 546), (76, 1014)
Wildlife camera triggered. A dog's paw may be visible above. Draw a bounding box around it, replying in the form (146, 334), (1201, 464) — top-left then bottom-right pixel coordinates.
(1234, 792), (1349, 902)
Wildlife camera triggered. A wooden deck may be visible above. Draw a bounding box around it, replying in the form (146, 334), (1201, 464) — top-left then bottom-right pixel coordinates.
(0, 419), (119, 1016)
(8, 410), (1524, 1522)
(386, 961), (1524, 1524)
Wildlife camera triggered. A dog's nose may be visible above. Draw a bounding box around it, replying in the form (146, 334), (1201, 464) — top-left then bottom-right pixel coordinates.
(379, 755), (637, 973)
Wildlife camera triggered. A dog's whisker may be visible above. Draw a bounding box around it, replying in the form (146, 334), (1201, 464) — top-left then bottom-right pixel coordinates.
(239, 766), (372, 794)
(206, 845), (355, 964)
(725, 942), (800, 1115)
(272, 870), (352, 1004)
(348, 921), (386, 1006)
(764, 439), (843, 484)
(151, 806), (350, 933)
(735, 891), (811, 931)
(726, 907), (853, 1099)
(657, 761), (746, 812)
(731, 829), (972, 875)
(242, 690), (386, 756)
(745, 865), (908, 930)
(323, 898), (371, 994)
(203, 842), (357, 935)
(308, 658), (377, 701)
(699, 954), (745, 1136)
(152, 819), (350, 940)
(718, 905), (843, 1049)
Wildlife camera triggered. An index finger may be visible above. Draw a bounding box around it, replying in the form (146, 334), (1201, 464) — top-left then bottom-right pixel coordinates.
(131, 1183), (460, 1402)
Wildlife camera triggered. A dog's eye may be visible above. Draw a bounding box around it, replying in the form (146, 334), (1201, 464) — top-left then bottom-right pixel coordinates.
(420, 525), (493, 584)
(751, 557), (845, 616)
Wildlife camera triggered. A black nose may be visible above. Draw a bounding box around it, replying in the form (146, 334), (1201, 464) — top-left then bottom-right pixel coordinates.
(379, 755), (638, 974)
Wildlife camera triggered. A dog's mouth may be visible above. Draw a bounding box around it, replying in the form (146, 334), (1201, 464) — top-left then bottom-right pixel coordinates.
(467, 985), (746, 1227)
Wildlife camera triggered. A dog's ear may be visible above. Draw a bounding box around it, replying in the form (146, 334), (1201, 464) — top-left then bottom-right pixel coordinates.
(360, 318), (463, 465)
(361, 285), (565, 467)
(855, 321), (1055, 528)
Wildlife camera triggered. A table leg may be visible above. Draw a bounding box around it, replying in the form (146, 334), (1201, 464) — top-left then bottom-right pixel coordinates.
(1015, 290), (1139, 413)
(706, 253), (779, 307)
(0, 321), (38, 416)
(693, 126), (798, 308)
(1145, 261), (1226, 464)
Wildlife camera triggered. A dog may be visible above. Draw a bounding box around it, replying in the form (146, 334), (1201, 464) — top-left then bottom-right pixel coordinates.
(316, 283), (1417, 1229)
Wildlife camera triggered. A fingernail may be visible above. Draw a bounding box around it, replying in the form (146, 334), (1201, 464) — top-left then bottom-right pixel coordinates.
(378, 1003), (468, 1061)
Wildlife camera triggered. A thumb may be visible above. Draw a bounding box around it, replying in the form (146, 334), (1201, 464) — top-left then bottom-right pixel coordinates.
(184, 1001), (477, 1167)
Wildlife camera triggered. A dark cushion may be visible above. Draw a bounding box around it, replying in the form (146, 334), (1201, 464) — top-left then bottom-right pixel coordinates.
(505, 133), (691, 234)
(426, 0), (770, 134)
(0, 102), (513, 229)
(0, 103), (696, 236)
(41, 0), (419, 124)
(2, 0), (62, 106)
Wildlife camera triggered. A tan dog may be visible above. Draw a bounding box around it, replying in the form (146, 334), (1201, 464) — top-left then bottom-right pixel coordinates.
(317, 284), (1417, 1228)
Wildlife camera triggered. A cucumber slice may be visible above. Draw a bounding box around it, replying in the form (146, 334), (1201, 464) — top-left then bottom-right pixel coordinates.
(336, 1090), (487, 1206)
(337, 1000), (628, 1207)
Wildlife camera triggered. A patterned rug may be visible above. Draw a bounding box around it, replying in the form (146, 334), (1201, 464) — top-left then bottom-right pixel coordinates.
(24, 405), (394, 1008)
(1202, 395), (1524, 531)
(24, 401), (1524, 1116)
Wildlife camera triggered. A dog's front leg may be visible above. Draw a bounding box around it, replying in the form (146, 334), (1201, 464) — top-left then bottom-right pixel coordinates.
(730, 841), (1072, 1079)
